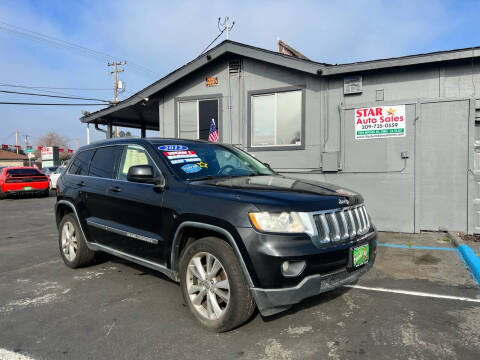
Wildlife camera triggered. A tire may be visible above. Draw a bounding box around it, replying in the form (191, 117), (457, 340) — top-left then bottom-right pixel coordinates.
(40, 189), (49, 198)
(179, 237), (256, 332)
(58, 213), (95, 268)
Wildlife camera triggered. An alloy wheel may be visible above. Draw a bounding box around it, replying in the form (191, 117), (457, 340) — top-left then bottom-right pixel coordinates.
(61, 221), (78, 262)
(186, 252), (230, 320)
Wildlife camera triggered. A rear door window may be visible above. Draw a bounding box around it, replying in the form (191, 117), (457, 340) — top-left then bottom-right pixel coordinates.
(68, 149), (94, 175)
(88, 146), (122, 179)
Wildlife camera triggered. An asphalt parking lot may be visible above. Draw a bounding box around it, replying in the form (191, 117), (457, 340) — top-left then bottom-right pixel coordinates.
(1, 194), (479, 360)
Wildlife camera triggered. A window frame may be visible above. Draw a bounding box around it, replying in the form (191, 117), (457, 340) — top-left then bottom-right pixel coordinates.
(247, 85), (306, 151)
(174, 94), (222, 141)
(116, 144), (162, 181)
(67, 143), (165, 185)
(67, 148), (95, 176)
(87, 145), (123, 179)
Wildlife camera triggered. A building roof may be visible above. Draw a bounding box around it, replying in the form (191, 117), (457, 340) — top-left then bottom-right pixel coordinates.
(81, 40), (480, 125)
(0, 149), (28, 160)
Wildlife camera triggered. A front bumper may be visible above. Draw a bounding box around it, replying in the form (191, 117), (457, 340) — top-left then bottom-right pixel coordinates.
(252, 250), (376, 316)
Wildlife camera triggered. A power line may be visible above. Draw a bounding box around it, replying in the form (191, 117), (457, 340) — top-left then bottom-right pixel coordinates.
(199, 29), (225, 57)
(0, 102), (107, 106)
(0, 83), (111, 98)
(0, 89), (110, 102)
(0, 83), (111, 91)
(0, 21), (161, 78)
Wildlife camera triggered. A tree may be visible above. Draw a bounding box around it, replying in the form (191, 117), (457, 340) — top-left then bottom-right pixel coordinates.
(119, 130), (132, 137)
(36, 132), (69, 148)
(35, 132), (72, 161)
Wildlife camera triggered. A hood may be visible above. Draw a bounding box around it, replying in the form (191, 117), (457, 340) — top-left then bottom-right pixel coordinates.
(189, 175), (363, 212)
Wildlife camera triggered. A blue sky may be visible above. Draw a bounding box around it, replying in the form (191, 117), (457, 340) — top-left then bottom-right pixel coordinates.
(1, 0), (480, 148)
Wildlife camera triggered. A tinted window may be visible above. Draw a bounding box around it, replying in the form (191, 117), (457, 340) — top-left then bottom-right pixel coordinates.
(68, 149), (94, 175)
(89, 146), (122, 179)
(155, 142), (273, 180)
(118, 145), (158, 181)
(6, 168), (43, 176)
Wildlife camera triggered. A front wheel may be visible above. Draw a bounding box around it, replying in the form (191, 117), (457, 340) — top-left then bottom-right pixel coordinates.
(179, 237), (256, 332)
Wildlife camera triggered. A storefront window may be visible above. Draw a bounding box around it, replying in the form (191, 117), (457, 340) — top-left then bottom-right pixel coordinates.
(178, 99), (219, 141)
(178, 101), (197, 139)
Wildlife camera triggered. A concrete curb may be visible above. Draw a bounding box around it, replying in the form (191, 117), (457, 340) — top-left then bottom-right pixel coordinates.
(447, 232), (480, 285)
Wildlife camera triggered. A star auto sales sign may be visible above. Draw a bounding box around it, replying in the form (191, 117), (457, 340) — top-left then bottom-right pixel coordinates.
(355, 105), (406, 140)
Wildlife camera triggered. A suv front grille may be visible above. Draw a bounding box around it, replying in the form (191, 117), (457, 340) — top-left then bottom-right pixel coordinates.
(313, 205), (370, 244)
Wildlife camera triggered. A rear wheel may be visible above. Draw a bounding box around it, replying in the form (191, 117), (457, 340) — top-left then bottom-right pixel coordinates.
(179, 237), (256, 332)
(59, 214), (95, 268)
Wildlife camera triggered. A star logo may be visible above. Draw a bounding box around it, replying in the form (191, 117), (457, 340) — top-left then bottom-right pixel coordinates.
(196, 162), (208, 168)
(386, 107), (397, 116)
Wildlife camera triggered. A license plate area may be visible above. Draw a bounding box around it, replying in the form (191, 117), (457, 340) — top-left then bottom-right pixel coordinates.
(23, 186), (33, 191)
(350, 243), (369, 268)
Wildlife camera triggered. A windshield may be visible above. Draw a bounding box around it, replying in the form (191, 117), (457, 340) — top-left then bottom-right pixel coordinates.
(54, 167), (66, 174)
(155, 143), (274, 180)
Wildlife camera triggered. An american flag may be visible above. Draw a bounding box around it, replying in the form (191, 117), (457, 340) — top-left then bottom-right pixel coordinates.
(208, 118), (219, 142)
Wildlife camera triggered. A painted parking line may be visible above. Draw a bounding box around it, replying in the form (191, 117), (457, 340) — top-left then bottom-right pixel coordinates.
(0, 349), (35, 360)
(344, 284), (480, 303)
(377, 243), (455, 251)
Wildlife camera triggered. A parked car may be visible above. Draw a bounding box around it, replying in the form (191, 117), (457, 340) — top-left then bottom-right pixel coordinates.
(41, 166), (58, 177)
(55, 139), (376, 331)
(49, 166), (66, 190)
(0, 166), (49, 198)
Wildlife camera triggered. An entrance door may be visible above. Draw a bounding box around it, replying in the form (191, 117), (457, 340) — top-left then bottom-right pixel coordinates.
(415, 100), (469, 232)
(199, 99), (218, 140)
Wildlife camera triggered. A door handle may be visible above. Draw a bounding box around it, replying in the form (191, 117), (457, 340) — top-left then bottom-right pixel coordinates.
(77, 181), (85, 187)
(108, 186), (122, 193)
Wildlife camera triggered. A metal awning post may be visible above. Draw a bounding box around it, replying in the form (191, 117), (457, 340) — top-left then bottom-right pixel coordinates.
(86, 123), (90, 144)
(106, 124), (112, 139)
(141, 124), (146, 138)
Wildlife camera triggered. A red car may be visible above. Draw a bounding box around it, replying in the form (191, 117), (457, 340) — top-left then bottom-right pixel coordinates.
(0, 166), (49, 199)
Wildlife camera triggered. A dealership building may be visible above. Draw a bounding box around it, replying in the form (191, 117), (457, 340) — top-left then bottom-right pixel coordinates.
(81, 40), (480, 234)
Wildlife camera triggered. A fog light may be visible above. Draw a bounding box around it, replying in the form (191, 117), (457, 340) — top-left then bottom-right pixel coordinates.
(281, 260), (306, 277)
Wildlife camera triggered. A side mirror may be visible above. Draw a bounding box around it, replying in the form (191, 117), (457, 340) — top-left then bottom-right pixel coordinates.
(127, 165), (155, 183)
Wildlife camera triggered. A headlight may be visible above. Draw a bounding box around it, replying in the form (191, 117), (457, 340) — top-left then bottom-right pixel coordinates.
(249, 212), (307, 233)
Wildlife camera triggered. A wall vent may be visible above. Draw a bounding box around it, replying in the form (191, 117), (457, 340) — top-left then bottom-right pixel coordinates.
(229, 59), (242, 75)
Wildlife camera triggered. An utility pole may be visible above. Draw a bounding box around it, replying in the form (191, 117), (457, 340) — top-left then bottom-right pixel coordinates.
(218, 16), (235, 40)
(24, 134), (30, 166)
(15, 130), (18, 154)
(108, 61), (126, 138)
(75, 138), (79, 150)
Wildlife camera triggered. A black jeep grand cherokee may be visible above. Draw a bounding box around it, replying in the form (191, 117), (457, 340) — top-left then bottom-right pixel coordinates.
(55, 138), (376, 331)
